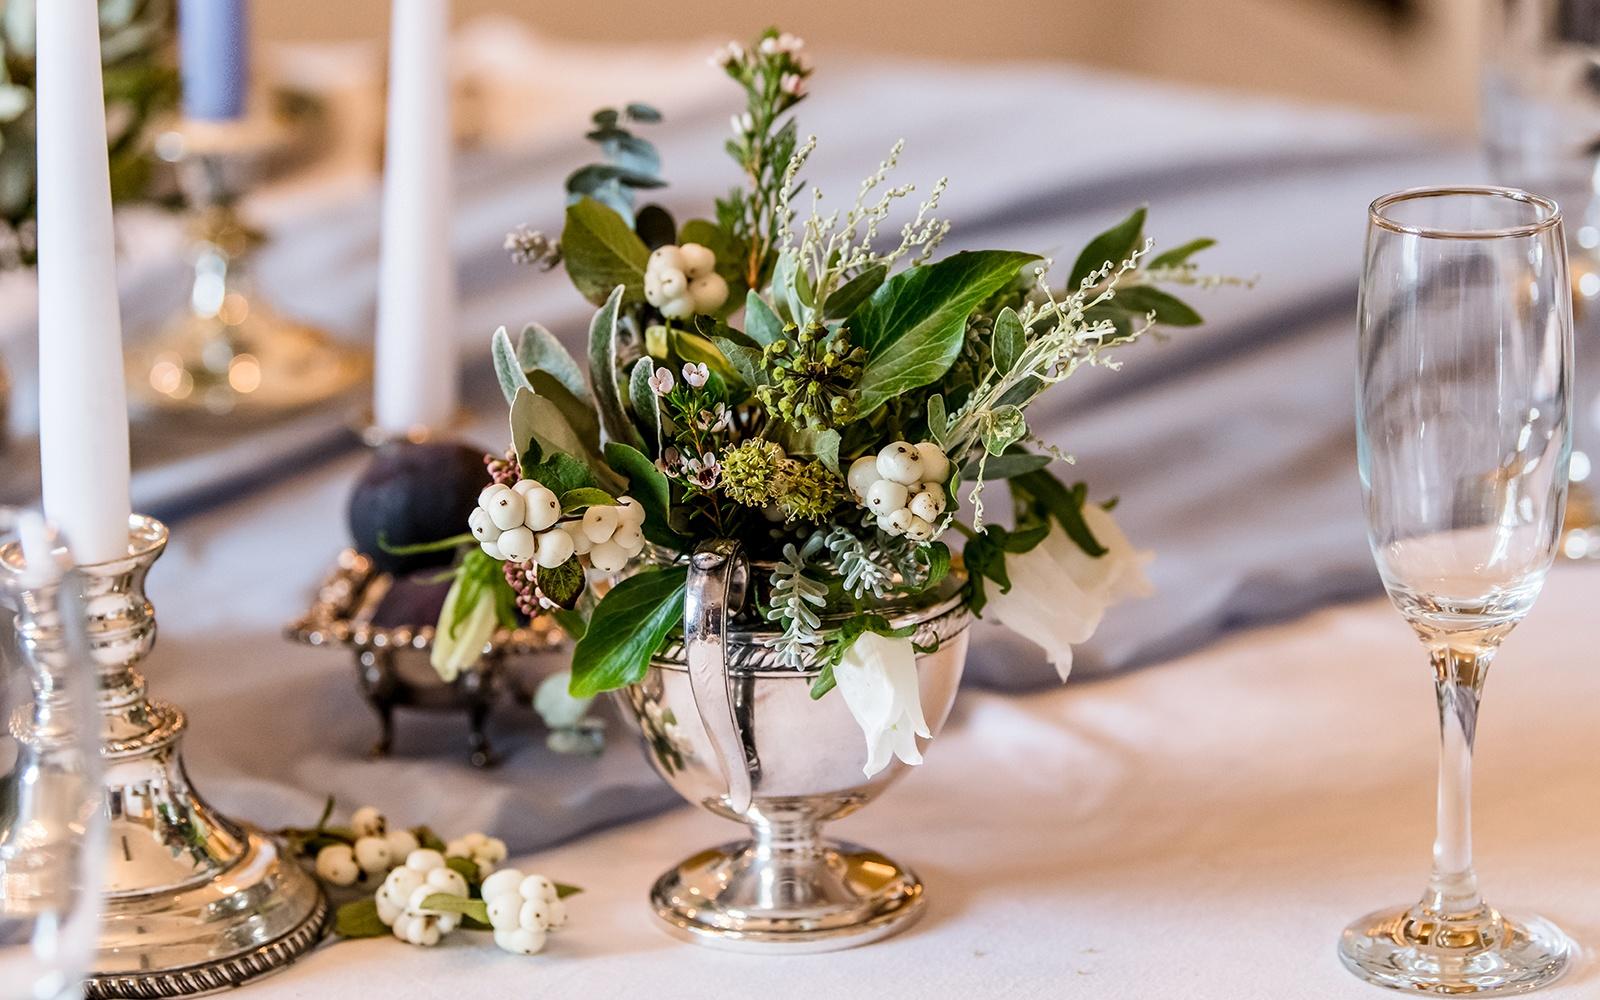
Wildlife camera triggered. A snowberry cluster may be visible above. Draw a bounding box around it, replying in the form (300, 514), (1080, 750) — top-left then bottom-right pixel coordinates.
(566, 498), (648, 573)
(848, 441), (952, 542)
(313, 805), (419, 887)
(376, 848), (470, 947)
(445, 831), (508, 874)
(470, 481), (647, 574)
(481, 868), (569, 955)
(644, 242), (728, 319)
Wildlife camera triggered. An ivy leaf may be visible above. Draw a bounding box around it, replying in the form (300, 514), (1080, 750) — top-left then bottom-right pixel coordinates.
(570, 567), (688, 697)
(628, 358), (663, 455)
(822, 264), (887, 320)
(524, 452), (596, 498)
(516, 323), (592, 406)
(744, 290), (785, 346)
(852, 250), (1039, 417)
(511, 387), (620, 493)
(962, 451), (1050, 480)
(562, 197), (651, 305)
(604, 441), (691, 548)
(1069, 206), (1146, 290)
(1111, 285), (1203, 327)
(334, 899), (388, 939)
(420, 894), (492, 925)
(560, 488), (617, 512)
(1012, 469), (1107, 557)
(1146, 237), (1215, 269)
(919, 540), (952, 588)
(993, 306), (1025, 374)
(586, 286), (646, 452)
(536, 556), (587, 610)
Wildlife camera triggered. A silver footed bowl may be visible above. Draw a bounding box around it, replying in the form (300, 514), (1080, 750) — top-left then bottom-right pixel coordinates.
(616, 539), (971, 953)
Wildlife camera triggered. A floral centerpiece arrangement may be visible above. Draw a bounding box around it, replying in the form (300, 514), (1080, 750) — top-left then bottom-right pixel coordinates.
(431, 27), (1218, 772)
(0, 0), (177, 268)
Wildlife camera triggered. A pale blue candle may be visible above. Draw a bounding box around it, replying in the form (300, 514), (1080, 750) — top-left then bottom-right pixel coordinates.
(178, 0), (249, 121)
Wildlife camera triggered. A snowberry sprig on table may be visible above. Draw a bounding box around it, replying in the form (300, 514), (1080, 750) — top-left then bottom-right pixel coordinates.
(283, 799), (581, 954)
(847, 441), (952, 542)
(643, 242), (728, 319)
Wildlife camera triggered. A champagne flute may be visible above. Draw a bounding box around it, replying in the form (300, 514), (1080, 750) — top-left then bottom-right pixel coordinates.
(1342, 186), (1574, 994)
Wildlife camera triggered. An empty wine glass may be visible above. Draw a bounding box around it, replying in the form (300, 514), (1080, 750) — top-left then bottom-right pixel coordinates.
(0, 512), (105, 1000)
(1343, 187), (1574, 994)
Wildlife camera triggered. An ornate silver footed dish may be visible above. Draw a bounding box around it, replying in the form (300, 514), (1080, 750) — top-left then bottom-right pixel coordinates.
(286, 548), (567, 767)
(619, 541), (971, 953)
(0, 515), (327, 997)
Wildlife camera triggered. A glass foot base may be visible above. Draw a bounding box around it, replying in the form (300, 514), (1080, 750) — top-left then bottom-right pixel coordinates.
(1339, 904), (1571, 995)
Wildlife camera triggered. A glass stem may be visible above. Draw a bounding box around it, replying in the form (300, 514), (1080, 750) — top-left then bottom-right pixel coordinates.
(1423, 642), (1492, 919)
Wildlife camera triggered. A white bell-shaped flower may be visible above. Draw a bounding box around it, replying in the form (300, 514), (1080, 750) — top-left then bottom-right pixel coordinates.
(833, 630), (930, 778)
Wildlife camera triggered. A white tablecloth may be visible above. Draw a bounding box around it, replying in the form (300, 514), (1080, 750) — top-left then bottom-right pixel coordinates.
(181, 560), (1600, 999)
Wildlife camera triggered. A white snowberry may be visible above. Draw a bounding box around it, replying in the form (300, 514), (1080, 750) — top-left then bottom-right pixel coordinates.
(487, 488), (527, 531)
(865, 479), (909, 514)
(497, 526), (537, 563)
(384, 828), (419, 861)
(561, 520), (593, 556)
(393, 913), (443, 947)
(479, 484), (509, 509)
(353, 835), (392, 874)
(885, 508), (914, 535)
(914, 442), (951, 484)
(517, 482), (561, 531)
(480, 540), (505, 560)
(582, 505), (619, 543)
(350, 806), (386, 837)
(376, 865), (423, 925)
(876, 442), (924, 485)
(678, 242), (715, 278)
(615, 496), (647, 526)
(903, 516), (935, 542)
(480, 868), (524, 903)
(689, 273), (729, 314)
(847, 455), (880, 498)
(612, 523), (644, 553)
(405, 848), (446, 873)
(468, 507), (500, 544)
(648, 245), (685, 273)
(481, 867), (567, 956)
(495, 926), (548, 955)
(445, 832), (508, 874)
(314, 843), (359, 886)
(909, 485), (946, 522)
(535, 528), (575, 568)
(589, 540), (629, 573)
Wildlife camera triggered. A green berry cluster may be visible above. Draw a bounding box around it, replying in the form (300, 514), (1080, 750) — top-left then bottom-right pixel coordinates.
(755, 324), (866, 429)
(773, 459), (843, 523)
(720, 439), (788, 506)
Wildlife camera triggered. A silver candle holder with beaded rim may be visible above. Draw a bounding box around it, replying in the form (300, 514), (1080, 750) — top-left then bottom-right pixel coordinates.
(1, 514), (327, 997)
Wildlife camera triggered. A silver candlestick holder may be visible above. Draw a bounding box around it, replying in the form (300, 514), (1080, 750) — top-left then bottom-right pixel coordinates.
(1, 514), (327, 997)
(126, 118), (368, 419)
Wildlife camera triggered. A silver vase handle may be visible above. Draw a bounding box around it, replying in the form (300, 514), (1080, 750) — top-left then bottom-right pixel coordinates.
(682, 538), (753, 813)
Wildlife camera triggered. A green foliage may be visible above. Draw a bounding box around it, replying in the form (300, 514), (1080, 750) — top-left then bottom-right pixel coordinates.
(1069, 206), (1147, 289)
(851, 251), (1039, 416)
(562, 199), (651, 306)
(570, 567), (688, 697)
(585, 286), (647, 451)
(568, 104), (666, 225)
(1011, 469), (1106, 557)
(537, 556), (588, 610)
(604, 441), (690, 548)
(809, 614), (919, 701)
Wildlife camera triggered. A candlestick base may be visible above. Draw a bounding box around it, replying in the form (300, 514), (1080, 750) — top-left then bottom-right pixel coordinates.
(127, 122), (367, 419)
(2, 515), (328, 997)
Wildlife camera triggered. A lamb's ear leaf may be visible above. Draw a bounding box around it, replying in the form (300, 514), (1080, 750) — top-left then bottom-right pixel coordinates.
(628, 358), (663, 456)
(516, 322), (592, 405)
(492, 326), (534, 406)
(586, 286), (647, 452)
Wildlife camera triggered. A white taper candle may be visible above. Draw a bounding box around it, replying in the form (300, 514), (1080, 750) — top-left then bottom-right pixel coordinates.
(374, 0), (458, 437)
(36, 0), (133, 565)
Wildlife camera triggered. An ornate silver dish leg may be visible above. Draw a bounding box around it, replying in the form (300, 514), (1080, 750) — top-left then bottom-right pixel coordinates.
(620, 540), (970, 953)
(2, 515), (327, 997)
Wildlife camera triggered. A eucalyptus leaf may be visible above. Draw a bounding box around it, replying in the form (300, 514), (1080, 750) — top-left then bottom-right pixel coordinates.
(993, 306), (1025, 374)
(852, 250), (1038, 417)
(1111, 285), (1203, 326)
(562, 198), (650, 305)
(586, 286), (647, 452)
(570, 567), (688, 697)
(1069, 206), (1146, 289)
(516, 323), (592, 406)
(625, 102), (662, 122)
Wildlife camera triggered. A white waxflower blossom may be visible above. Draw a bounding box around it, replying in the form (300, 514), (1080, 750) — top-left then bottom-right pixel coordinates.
(681, 362), (709, 388)
(833, 630), (930, 778)
(984, 504), (1153, 682)
(648, 366), (675, 396)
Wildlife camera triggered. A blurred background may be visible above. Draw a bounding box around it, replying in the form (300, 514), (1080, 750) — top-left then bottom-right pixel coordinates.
(257, 0), (1483, 129)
